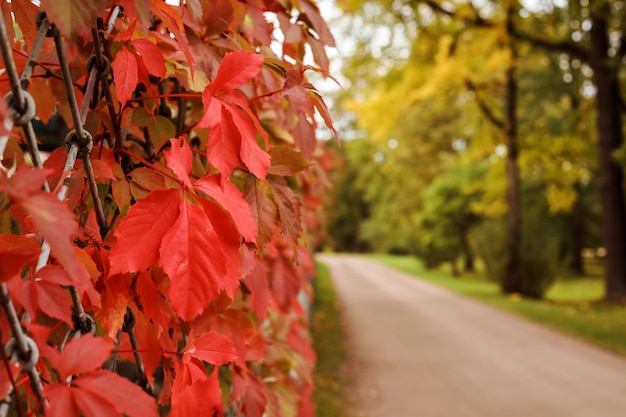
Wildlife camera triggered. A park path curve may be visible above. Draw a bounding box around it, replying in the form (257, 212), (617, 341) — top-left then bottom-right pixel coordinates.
(317, 254), (626, 417)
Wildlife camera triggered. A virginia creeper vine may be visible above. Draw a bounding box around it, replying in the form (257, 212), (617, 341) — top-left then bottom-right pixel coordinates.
(0, 1), (336, 416)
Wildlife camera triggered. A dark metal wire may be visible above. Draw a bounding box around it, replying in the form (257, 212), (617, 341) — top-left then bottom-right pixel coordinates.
(0, 12), (51, 415)
(0, 285), (48, 413)
(20, 16), (51, 89)
(0, 7), (118, 415)
(0, 9), (45, 171)
(52, 30), (108, 233)
(92, 9), (123, 149)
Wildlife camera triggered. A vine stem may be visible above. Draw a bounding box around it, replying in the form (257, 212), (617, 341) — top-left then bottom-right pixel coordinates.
(116, 148), (185, 186)
(114, 349), (182, 357)
(129, 93), (201, 102)
(13, 48), (88, 69)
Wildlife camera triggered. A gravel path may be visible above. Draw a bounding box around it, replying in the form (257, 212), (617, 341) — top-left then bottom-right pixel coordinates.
(317, 254), (626, 417)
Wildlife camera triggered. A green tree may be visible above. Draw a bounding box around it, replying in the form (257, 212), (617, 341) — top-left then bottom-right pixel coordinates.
(416, 162), (484, 274)
(511, 0), (626, 300)
(335, 0), (604, 297)
(324, 140), (372, 252)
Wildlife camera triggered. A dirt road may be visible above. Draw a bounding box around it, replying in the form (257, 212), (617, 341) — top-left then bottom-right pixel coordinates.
(317, 254), (626, 417)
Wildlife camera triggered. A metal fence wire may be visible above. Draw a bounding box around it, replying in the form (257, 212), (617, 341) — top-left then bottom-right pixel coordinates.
(0, 7), (147, 416)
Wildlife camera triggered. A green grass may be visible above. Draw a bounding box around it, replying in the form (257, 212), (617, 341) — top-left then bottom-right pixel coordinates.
(369, 254), (626, 355)
(312, 262), (351, 417)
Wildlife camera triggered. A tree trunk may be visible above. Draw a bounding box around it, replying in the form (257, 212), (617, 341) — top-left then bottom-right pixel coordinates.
(589, 14), (626, 301)
(464, 251), (475, 273)
(569, 189), (585, 276)
(450, 254), (460, 277)
(502, 9), (522, 294)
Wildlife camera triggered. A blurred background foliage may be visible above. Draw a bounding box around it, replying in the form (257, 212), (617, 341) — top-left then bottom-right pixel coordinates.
(320, 0), (626, 300)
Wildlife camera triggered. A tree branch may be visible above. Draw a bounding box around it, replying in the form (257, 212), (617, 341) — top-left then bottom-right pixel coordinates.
(464, 78), (504, 130)
(511, 28), (588, 61)
(421, 0), (493, 28)
(421, 1), (588, 60)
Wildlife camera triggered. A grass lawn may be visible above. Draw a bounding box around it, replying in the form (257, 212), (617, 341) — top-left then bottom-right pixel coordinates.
(312, 262), (351, 417)
(369, 254), (626, 356)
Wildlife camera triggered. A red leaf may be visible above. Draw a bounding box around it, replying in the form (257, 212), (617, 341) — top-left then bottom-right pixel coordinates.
(297, 383), (315, 417)
(0, 362), (17, 400)
(73, 371), (158, 417)
(242, 252), (270, 320)
(46, 336), (157, 416)
(172, 357), (209, 397)
(194, 175), (257, 243)
(205, 108), (241, 179)
(118, 0), (151, 32)
(128, 167), (167, 192)
(164, 137), (193, 187)
(39, 0), (113, 39)
(73, 247), (102, 307)
(151, 0), (195, 77)
(44, 335), (112, 380)
(243, 374), (267, 417)
(311, 89), (338, 139)
(88, 159), (116, 182)
(83, 208), (102, 245)
(211, 51), (265, 95)
(198, 87), (222, 128)
(184, 0), (203, 23)
(244, 176), (278, 248)
(300, 0), (336, 47)
(207, 309), (262, 363)
(118, 308), (165, 385)
(169, 371), (223, 417)
(288, 318), (316, 363)
(198, 54), (270, 181)
(112, 46), (139, 107)
(196, 199), (241, 299)
(184, 331), (238, 366)
(109, 189), (181, 275)
(112, 178), (131, 210)
(224, 91), (270, 172)
(227, 103), (271, 181)
(0, 234), (40, 281)
(73, 386), (119, 417)
(35, 265), (76, 287)
(267, 240), (302, 312)
(172, 331), (236, 400)
(131, 38), (166, 78)
(268, 146), (311, 176)
(161, 197), (228, 320)
(1, 166), (52, 197)
(17, 190), (89, 284)
(204, 0), (233, 36)
(294, 116), (317, 159)
(268, 177), (302, 242)
(13, 280), (73, 325)
(136, 271), (170, 334)
(93, 274), (130, 339)
(45, 385), (81, 417)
